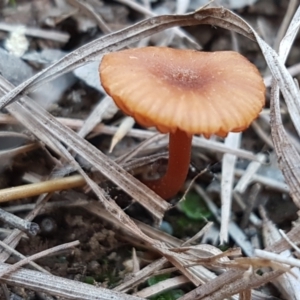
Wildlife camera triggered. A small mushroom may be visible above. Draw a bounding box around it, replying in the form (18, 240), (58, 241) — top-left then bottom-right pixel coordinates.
(99, 47), (265, 199)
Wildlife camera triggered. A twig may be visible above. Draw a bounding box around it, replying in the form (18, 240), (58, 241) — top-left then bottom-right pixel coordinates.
(115, 133), (166, 164)
(239, 183), (262, 229)
(255, 249), (300, 269)
(194, 184), (254, 257)
(264, 62), (300, 87)
(182, 222), (214, 246)
(115, 0), (201, 49)
(0, 193), (53, 262)
(279, 229), (300, 254)
(0, 240), (49, 274)
(0, 22), (70, 43)
(0, 208), (39, 235)
(0, 175), (85, 203)
(0, 283), (9, 300)
(220, 133), (241, 243)
(0, 261), (143, 300)
(114, 257), (169, 293)
(234, 153), (266, 194)
(134, 275), (189, 298)
(251, 120), (273, 149)
(234, 169), (289, 193)
(0, 113), (261, 162)
(3, 198), (89, 214)
(178, 167), (210, 205)
(67, 0), (111, 34)
(0, 240), (80, 278)
(0, 143), (39, 161)
(273, 0), (298, 51)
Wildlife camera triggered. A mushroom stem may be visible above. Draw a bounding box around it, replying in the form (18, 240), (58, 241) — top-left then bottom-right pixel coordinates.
(145, 129), (192, 199)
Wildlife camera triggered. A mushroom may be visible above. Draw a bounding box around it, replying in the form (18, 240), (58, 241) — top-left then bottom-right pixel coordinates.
(99, 47), (265, 199)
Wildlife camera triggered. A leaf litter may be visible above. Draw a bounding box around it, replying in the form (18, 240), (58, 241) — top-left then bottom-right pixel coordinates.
(0, 0), (299, 299)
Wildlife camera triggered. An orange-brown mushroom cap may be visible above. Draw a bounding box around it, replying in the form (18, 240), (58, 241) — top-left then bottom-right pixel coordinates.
(99, 47), (265, 137)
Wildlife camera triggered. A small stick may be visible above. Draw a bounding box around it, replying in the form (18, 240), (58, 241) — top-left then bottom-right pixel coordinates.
(0, 143), (39, 161)
(0, 175), (85, 203)
(0, 208), (39, 235)
(255, 249), (300, 269)
(279, 229), (300, 254)
(0, 22), (69, 43)
(0, 240), (80, 278)
(0, 113), (262, 162)
(0, 240), (49, 274)
(67, 0), (111, 34)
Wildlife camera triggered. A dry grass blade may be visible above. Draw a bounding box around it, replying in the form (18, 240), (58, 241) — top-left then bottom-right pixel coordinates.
(0, 143), (39, 161)
(85, 202), (214, 286)
(116, 0), (200, 47)
(239, 290), (251, 300)
(110, 116), (135, 152)
(198, 271), (282, 300)
(0, 7), (264, 225)
(0, 7), (255, 109)
(0, 262), (143, 300)
(234, 169), (289, 193)
(234, 153), (266, 194)
(67, 0), (111, 34)
(0, 112), (262, 161)
(195, 185), (254, 256)
(279, 229), (300, 253)
(260, 207), (300, 300)
(0, 97), (165, 253)
(0, 22), (70, 43)
(0, 241), (79, 278)
(77, 96), (118, 138)
(192, 136), (258, 161)
(252, 6), (300, 208)
(255, 249), (300, 268)
(220, 132), (241, 243)
(273, 0), (298, 51)
(0, 76), (170, 222)
(264, 223), (300, 254)
(134, 275), (189, 298)
(177, 269), (242, 300)
(1, 3), (299, 298)
(114, 257), (169, 293)
(0, 240), (49, 275)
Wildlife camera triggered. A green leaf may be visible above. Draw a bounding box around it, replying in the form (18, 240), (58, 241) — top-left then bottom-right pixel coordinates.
(148, 274), (170, 286)
(179, 192), (211, 220)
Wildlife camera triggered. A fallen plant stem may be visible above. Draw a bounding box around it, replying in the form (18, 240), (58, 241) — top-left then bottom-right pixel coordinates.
(0, 113), (260, 161)
(0, 208), (39, 235)
(0, 240), (50, 274)
(0, 22), (70, 43)
(0, 261), (143, 300)
(0, 175), (85, 203)
(0, 193), (53, 263)
(0, 240), (80, 279)
(0, 143), (39, 161)
(255, 249), (300, 269)
(279, 229), (300, 254)
(134, 275), (189, 298)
